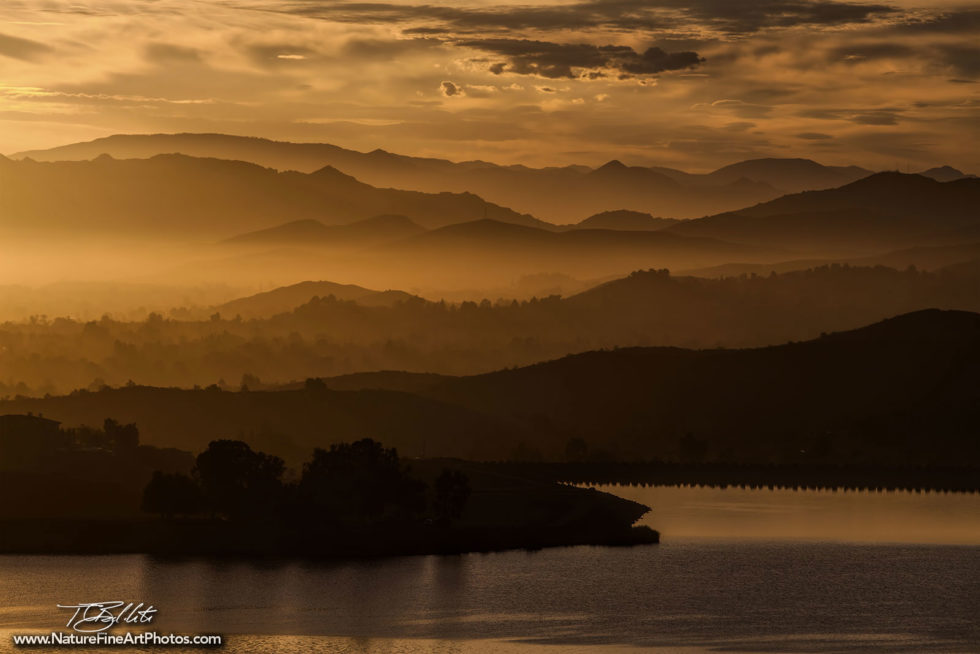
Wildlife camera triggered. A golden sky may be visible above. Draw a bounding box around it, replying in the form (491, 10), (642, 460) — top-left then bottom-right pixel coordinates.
(0, 0), (977, 171)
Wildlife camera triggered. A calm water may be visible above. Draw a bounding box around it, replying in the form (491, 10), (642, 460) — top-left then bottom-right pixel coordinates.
(1, 486), (978, 654)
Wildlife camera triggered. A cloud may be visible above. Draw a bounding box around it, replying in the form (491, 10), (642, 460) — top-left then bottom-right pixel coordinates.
(939, 45), (980, 79)
(273, 0), (897, 36)
(0, 32), (52, 61)
(459, 39), (703, 79)
(440, 81), (462, 97)
(800, 108), (901, 125)
(144, 43), (203, 64)
(797, 132), (833, 140)
(828, 42), (914, 63)
(890, 9), (980, 35)
(341, 37), (443, 60)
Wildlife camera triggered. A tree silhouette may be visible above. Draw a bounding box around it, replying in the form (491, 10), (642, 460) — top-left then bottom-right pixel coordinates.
(194, 440), (284, 519)
(141, 471), (204, 518)
(300, 438), (425, 522)
(434, 468), (470, 524)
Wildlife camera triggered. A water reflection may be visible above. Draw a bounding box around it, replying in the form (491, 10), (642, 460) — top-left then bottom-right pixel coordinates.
(597, 485), (980, 544)
(1, 487), (977, 653)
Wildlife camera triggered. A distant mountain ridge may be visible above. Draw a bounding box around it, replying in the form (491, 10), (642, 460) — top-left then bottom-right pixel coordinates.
(666, 172), (980, 255)
(215, 280), (419, 319)
(0, 153), (544, 237)
(13, 133), (915, 222)
(222, 215), (426, 248)
(569, 210), (678, 231)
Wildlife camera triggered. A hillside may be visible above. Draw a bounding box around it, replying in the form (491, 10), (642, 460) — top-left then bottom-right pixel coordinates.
(221, 215), (426, 249)
(13, 134), (886, 222)
(706, 158), (871, 192)
(214, 280), (419, 318)
(570, 210), (678, 231)
(0, 153), (541, 237)
(0, 385), (515, 463)
(426, 309), (980, 465)
(4, 310), (978, 466)
(4, 263), (980, 396)
(666, 173), (980, 254)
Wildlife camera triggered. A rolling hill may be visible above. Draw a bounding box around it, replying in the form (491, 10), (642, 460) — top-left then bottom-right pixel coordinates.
(221, 214), (426, 249)
(14, 133), (892, 222)
(4, 310), (978, 466)
(666, 173), (980, 255)
(214, 280), (420, 318)
(569, 210), (678, 231)
(422, 309), (980, 464)
(0, 153), (542, 237)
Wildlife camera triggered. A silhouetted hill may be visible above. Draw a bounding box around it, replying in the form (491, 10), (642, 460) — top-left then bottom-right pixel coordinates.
(706, 158), (871, 193)
(4, 311), (978, 466)
(0, 385), (514, 462)
(425, 309), (980, 465)
(357, 219), (779, 286)
(919, 166), (976, 182)
(571, 210), (678, 231)
(11, 133), (820, 221)
(0, 153), (542, 237)
(214, 280), (419, 318)
(6, 263), (980, 395)
(680, 243), (980, 277)
(222, 214), (426, 248)
(667, 173), (980, 254)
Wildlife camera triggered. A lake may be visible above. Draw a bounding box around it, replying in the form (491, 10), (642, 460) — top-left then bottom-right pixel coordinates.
(1, 485), (977, 653)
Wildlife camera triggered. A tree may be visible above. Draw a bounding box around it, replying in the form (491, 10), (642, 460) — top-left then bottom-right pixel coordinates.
(194, 440), (284, 519)
(433, 469), (470, 524)
(141, 471), (204, 518)
(104, 418), (139, 453)
(300, 438), (425, 522)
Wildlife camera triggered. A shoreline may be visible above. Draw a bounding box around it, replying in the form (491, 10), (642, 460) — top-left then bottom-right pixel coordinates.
(0, 518), (659, 558)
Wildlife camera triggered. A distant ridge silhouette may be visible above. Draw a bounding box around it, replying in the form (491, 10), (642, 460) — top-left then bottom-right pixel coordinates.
(12, 133), (899, 221)
(2, 310), (978, 466)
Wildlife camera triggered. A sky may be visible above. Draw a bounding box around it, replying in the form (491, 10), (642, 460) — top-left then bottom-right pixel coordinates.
(0, 0), (977, 171)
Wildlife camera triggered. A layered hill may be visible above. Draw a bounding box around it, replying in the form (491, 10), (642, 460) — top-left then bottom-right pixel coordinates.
(0, 153), (541, 237)
(214, 280), (419, 319)
(4, 310), (978, 466)
(14, 133), (891, 221)
(568, 210), (678, 231)
(423, 309), (980, 465)
(207, 218), (780, 289)
(5, 263), (980, 396)
(666, 173), (980, 255)
(221, 214), (426, 249)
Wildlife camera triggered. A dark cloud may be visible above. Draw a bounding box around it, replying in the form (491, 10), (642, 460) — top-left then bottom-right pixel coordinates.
(939, 45), (980, 78)
(823, 41), (979, 78)
(797, 132), (833, 140)
(458, 39), (703, 79)
(440, 81), (462, 96)
(274, 0), (896, 35)
(890, 9), (980, 35)
(0, 32), (52, 61)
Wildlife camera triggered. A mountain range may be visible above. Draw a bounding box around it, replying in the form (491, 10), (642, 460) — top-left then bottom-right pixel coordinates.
(11, 133), (908, 221)
(0, 153), (540, 237)
(665, 172), (980, 255)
